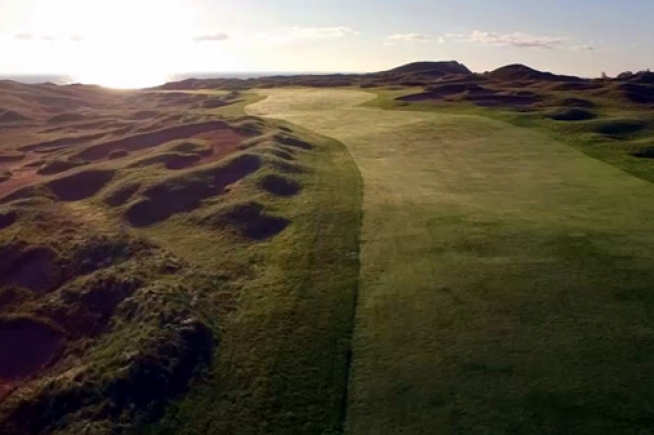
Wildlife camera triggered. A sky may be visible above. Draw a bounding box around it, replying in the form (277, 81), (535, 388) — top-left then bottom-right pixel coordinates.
(0, 0), (653, 86)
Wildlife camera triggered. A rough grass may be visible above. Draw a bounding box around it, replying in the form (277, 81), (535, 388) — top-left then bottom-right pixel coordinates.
(142, 125), (362, 435)
(0, 83), (362, 435)
(249, 88), (654, 435)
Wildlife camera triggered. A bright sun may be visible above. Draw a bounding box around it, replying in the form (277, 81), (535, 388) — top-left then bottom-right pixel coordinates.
(64, 0), (192, 88)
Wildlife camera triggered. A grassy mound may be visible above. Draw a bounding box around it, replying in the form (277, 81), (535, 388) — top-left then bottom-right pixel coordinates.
(37, 157), (88, 176)
(107, 149), (129, 160)
(0, 245), (59, 292)
(125, 154), (262, 227)
(0, 110), (30, 123)
(127, 152), (203, 170)
(0, 152), (25, 163)
(46, 169), (115, 201)
(258, 174), (301, 197)
(269, 147), (295, 161)
(47, 112), (88, 124)
(167, 140), (213, 156)
(619, 83), (654, 104)
(201, 201), (290, 240)
(0, 222), (218, 435)
(76, 121), (244, 161)
(273, 133), (314, 150)
(103, 182), (141, 206)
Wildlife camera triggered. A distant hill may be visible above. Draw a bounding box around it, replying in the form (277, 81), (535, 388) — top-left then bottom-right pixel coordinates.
(382, 61), (472, 77)
(623, 71), (654, 84)
(486, 64), (581, 82)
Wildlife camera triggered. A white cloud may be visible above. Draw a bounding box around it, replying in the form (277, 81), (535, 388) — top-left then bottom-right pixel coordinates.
(468, 30), (569, 49)
(194, 33), (229, 42)
(289, 27), (358, 39)
(388, 33), (428, 42)
(14, 33), (36, 41)
(12, 33), (83, 43)
(258, 27), (359, 44)
(572, 44), (595, 51)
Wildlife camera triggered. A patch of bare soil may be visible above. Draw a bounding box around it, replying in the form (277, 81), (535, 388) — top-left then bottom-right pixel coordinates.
(0, 167), (40, 201)
(77, 121), (248, 161)
(19, 132), (106, 153)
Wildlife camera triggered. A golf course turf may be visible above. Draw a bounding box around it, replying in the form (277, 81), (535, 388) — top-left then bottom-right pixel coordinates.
(248, 89), (654, 435)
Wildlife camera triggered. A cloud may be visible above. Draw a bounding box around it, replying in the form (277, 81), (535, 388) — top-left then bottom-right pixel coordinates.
(388, 33), (429, 42)
(572, 44), (595, 51)
(194, 33), (229, 42)
(14, 33), (36, 41)
(258, 27), (359, 44)
(289, 27), (358, 39)
(13, 33), (80, 42)
(468, 30), (568, 49)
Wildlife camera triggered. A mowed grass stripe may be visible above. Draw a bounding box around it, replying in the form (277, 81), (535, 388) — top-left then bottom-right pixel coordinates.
(249, 89), (654, 435)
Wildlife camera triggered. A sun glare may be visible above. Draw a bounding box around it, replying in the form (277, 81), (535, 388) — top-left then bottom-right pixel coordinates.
(75, 70), (170, 90)
(64, 0), (192, 88)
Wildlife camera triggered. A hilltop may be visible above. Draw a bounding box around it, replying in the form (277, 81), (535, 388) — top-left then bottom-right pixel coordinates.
(485, 63), (582, 81)
(382, 60), (472, 76)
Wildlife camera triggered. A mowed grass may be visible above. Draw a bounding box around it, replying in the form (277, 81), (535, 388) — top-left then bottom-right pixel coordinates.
(249, 89), (654, 435)
(364, 88), (654, 185)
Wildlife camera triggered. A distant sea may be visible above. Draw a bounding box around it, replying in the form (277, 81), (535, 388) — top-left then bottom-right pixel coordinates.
(0, 72), (345, 86)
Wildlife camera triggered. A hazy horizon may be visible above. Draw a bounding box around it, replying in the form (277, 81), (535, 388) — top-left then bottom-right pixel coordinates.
(1, 0), (653, 87)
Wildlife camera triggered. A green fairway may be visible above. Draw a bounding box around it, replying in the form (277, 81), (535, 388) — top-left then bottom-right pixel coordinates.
(248, 89), (654, 435)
